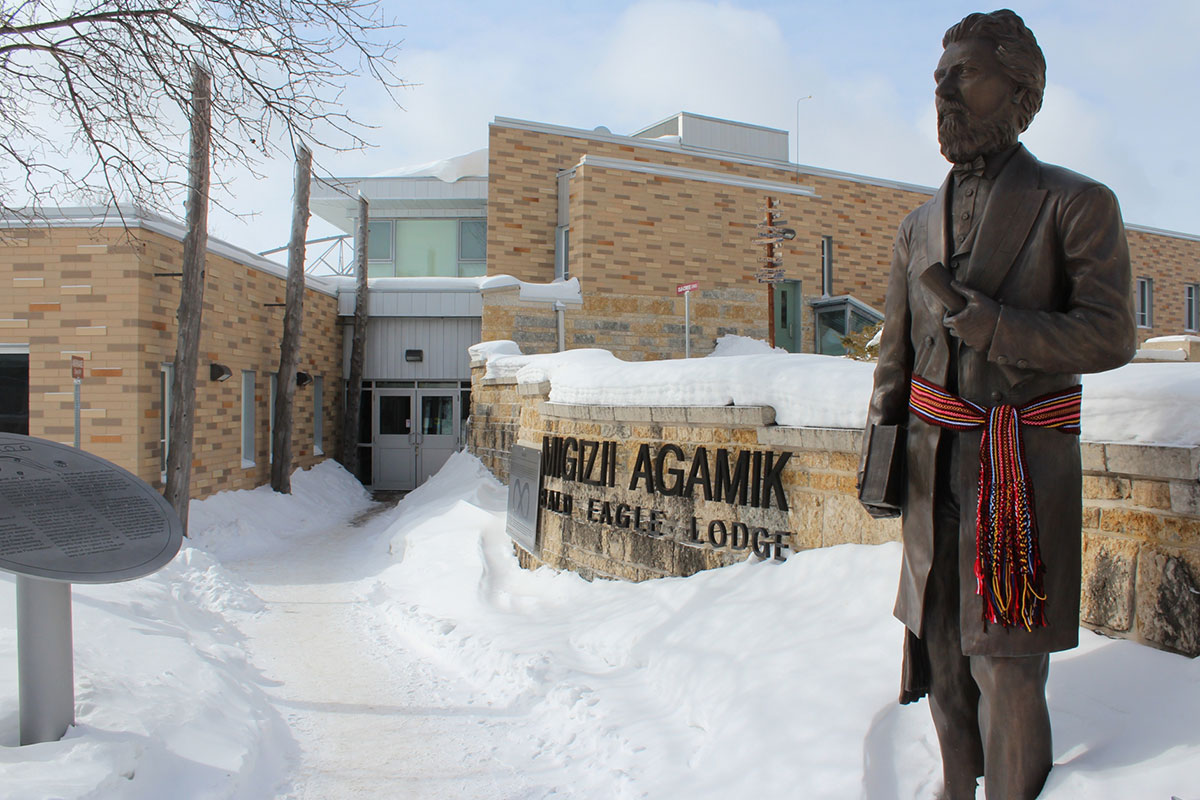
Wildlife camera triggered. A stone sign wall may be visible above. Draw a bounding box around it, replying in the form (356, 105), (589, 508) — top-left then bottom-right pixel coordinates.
(468, 360), (1200, 657)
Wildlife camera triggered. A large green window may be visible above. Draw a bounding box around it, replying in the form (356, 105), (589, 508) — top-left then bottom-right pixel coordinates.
(396, 220), (457, 277)
(367, 217), (486, 278)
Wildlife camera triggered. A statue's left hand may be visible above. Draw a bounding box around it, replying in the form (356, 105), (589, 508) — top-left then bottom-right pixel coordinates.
(944, 282), (1000, 350)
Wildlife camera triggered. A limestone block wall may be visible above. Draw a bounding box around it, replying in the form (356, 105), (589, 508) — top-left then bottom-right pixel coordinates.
(1079, 442), (1200, 656)
(0, 224), (343, 500)
(468, 367), (1200, 657)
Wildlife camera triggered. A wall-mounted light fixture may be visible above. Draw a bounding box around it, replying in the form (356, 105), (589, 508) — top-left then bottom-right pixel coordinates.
(296, 371), (313, 387)
(779, 228), (797, 240)
(210, 363), (232, 382)
(405, 349), (424, 363)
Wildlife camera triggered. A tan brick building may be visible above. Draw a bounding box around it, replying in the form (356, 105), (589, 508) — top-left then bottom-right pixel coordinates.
(482, 113), (1200, 359)
(0, 207), (342, 500)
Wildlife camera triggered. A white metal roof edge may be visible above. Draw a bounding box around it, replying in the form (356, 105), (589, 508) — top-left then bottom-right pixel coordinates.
(1125, 222), (1200, 243)
(0, 205), (338, 296)
(631, 111), (790, 138)
(576, 155), (818, 198)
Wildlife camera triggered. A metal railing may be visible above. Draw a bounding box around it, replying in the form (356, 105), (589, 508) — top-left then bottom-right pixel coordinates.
(259, 234), (355, 276)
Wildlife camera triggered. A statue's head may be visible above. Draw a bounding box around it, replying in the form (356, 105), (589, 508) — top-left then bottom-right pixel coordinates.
(936, 9), (1046, 163)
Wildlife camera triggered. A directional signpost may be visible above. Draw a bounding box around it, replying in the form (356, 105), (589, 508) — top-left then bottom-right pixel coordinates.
(677, 281), (699, 358)
(0, 434), (183, 745)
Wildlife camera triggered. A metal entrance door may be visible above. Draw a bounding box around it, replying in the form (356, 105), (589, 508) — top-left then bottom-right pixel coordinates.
(416, 387), (458, 484)
(372, 383), (461, 490)
(772, 279), (802, 352)
(373, 390), (416, 490)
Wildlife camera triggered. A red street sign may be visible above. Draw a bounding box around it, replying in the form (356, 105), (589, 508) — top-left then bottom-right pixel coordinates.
(70, 355), (84, 380)
(676, 281), (699, 295)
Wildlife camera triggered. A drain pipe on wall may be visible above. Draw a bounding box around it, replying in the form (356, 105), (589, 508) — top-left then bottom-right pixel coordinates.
(555, 301), (566, 352)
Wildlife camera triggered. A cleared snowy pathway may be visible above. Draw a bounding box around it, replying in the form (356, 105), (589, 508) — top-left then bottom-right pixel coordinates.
(225, 501), (538, 799)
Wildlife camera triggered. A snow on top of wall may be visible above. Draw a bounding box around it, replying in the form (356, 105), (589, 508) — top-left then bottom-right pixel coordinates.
(471, 339), (1200, 447)
(468, 339), (523, 362)
(1145, 334), (1200, 344)
(372, 148), (489, 181)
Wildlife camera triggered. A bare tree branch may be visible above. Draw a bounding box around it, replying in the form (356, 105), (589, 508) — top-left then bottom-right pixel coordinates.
(0, 0), (406, 217)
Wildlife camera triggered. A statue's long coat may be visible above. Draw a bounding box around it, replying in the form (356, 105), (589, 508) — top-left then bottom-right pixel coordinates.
(864, 145), (1136, 656)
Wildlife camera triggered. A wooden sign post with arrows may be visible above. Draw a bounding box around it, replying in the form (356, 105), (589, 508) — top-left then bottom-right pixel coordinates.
(754, 196), (794, 346)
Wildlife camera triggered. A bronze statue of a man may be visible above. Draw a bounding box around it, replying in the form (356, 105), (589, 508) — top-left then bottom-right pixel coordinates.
(860, 9), (1136, 799)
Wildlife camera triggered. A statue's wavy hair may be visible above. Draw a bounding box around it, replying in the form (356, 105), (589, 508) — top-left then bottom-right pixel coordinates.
(943, 9), (1046, 133)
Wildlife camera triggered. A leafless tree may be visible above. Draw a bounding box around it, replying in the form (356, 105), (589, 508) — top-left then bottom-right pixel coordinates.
(0, 0), (404, 215)
(163, 64), (210, 533)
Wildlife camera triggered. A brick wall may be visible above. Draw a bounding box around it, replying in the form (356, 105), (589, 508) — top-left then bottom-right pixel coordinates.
(468, 367), (1200, 657)
(0, 224), (343, 500)
(486, 121), (1200, 357)
(1127, 227), (1200, 344)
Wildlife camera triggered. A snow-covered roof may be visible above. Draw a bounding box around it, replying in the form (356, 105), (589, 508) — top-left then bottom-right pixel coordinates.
(371, 148), (488, 181)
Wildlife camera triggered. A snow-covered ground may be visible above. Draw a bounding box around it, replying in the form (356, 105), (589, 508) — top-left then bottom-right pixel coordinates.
(2, 451), (1198, 798)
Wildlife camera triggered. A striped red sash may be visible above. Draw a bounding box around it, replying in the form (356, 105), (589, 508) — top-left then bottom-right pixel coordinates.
(909, 375), (1082, 631)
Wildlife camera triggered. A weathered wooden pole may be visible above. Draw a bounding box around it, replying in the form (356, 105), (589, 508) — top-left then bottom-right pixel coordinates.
(340, 194), (369, 479)
(271, 145), (312, 493)
(164, 64), (212, 533)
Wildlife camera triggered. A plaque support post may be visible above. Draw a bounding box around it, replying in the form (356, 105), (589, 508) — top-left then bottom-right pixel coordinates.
(16, 576), (75, 745)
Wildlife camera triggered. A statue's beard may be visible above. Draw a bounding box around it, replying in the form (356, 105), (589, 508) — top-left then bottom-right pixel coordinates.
(937, 102), (1020, 163)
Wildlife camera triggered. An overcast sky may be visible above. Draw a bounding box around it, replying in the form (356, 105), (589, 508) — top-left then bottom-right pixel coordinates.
(209, 0), (1200, 259)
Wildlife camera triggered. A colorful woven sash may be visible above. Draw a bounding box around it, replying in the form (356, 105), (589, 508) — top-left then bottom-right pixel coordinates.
(908, 375), (1082, 631)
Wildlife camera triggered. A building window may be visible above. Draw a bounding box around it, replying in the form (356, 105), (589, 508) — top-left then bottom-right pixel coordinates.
(459, 218), (486, 276)
(1136, 277), (1153, 328)
(1186, 284), (1199, 332)
(241, 370), (256, 468)
(367, 220), (393, 261)
(160, 362), (174, 477)
(0, 348), (30, 436)
(313, 376), (324, 455)
(821, 235), (834, 297)
(811, 295), (882, 356)
(555, 225), (570, 280)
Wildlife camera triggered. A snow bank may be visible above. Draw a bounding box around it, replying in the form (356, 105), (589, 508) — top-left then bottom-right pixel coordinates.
(706, 333), (786, 357)
(0, 548), (289, 798)
(359, 451), (1200, 799)
(470, 340), (1200, 446)
(189, 460), (371, 561)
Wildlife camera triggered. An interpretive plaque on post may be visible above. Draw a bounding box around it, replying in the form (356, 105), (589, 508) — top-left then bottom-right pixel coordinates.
(0, 434), (183, 582)
(0, 434), (184, 746)
(506, 444), (541, 556)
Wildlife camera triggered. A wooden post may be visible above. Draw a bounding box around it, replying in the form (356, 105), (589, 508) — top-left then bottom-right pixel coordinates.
(164, 64), (211, 533)
(340, 194), (369, 479)
(766, 197), (777, 347)
(270, 146), (312, 493)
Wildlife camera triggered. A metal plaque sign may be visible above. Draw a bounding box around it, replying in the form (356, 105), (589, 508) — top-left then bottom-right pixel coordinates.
(70, 356), (84, 380)
(505, 444), (541, 555)
(0, 434), (183, 583)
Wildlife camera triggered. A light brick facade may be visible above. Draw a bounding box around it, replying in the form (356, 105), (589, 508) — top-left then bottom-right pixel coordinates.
(1, 218), (343, 500)
(485, 119), (1200, 360)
